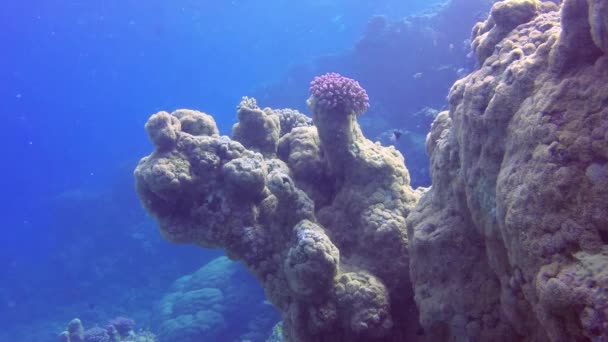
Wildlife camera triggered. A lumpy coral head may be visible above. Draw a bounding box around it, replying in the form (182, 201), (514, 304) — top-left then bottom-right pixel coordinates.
(309, 73), (369, 116)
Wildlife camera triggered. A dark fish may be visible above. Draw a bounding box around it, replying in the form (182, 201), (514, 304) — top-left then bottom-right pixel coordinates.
(393, 130), (402, 141)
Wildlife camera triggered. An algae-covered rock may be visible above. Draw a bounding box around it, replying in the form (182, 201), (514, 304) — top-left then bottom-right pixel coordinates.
(135, 2), (608, 340)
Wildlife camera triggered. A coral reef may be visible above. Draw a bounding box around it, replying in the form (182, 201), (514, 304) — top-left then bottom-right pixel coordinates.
(83, 327), (112, 342)
(59, 319), (84, 342)
(252, 0), (497, 189)
(233, 97), (281, 158)
(135, 1), (607, 341)
(135, 75), (421, 341)
(108, 317), (136, 337)
(153, 256), (278, 342)
(408, 0), (608, 340)
(58, 318), (155, 342)
(471, 0), (541, 64)
(254, 0), (495, 118)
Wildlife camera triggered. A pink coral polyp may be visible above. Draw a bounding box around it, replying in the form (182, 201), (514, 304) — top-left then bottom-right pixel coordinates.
(310, 72), (370, 116)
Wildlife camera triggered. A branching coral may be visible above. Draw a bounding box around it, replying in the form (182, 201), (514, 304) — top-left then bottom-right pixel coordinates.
(308, 73), (369, 116)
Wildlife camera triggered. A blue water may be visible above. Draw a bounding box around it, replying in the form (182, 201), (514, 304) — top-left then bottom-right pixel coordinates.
(0, 0), (476, 340)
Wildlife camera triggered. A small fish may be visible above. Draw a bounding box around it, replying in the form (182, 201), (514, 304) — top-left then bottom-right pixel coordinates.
(413, 72), (423, 79)
(389, 130), (402, 144)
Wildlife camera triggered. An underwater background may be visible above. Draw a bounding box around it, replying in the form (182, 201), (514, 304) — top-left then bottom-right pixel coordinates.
(1, 0), (497, 341)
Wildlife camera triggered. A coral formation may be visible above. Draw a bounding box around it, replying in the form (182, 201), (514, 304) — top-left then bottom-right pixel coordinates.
(273, 108), (313, 137)
(83, 327), (111, 342)
(58, 318), (154, 342)
(172, 109), (219, 137)
(408, 0), (608, 340)
(472, 0), (541, 64)
(153, 256), (278, 342)
(60, 319), (84, 342)
(135, 80), (421, 340)
(135, 0), (607, 341)
(232, 97), (281, 158)
(252, 0), (497, 189)
(108, 317), (136, 337)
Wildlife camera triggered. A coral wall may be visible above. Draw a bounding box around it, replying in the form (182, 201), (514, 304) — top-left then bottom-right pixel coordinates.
(408, 0), (608, 340)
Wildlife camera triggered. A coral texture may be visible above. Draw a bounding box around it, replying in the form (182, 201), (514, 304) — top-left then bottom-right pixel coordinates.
(83, 327), (111, 342)
(135, 87), (420, 340)
(273, 108), (313, 137)
(232, 97), (281, 158)
(153, 256), (278, 342)
(252, 0), (498, 189)
(58, 318), (155, 342)
(309, 73), (369, 116)
(408, 0), (608, 340)
(472, 0), (541, 64)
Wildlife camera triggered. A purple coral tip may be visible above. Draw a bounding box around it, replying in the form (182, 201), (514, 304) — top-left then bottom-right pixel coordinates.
(309, 72), (369, 116)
